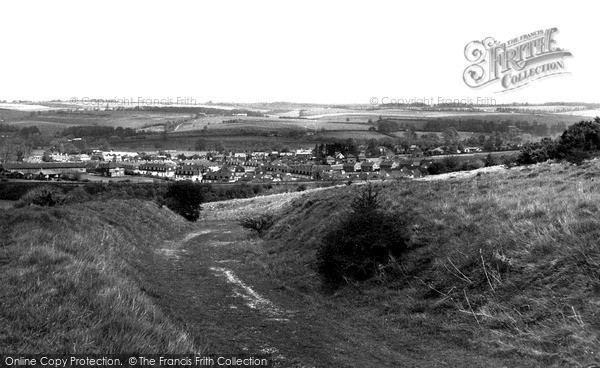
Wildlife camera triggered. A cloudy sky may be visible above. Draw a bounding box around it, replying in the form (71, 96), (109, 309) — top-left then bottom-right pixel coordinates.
(1, 0), (596, 104)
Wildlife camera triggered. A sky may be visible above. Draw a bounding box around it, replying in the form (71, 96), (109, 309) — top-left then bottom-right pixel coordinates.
(0, 0), (597, 105)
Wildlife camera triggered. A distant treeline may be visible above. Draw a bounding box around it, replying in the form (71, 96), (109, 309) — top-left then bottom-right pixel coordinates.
(376, 118), (566, 136)
(518, 117), (600, 165)
(136, 106), (264, 117)
(421, 119), (565, 135)
(61, 125), (138, 138)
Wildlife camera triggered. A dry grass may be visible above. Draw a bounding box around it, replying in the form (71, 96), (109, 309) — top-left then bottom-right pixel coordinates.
(0, 200), (201, 353)
(233, 159), (600, 366)
(200, 184), (346, 221)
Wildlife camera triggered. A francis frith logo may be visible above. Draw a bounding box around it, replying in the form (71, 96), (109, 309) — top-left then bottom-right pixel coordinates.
(463, 28), (572, 92)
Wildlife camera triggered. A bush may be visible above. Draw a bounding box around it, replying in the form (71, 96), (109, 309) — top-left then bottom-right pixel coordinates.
(62, 186), (92, 204)
(316, 184), (408, 288)
(484, 153), (496, 167)
(427, 161), (448, 175)
(19, 186), (65, 206)
(60, 172), (83, 181)
(460, 160), (484, 171)
(239, 213), (274, 235)
(556, 118), (600, 153)
(441, 156), (461, 171)
(517, 118), (600, 166)
(296, 184), (307, 192)
(517, 138), (555, 165)
(164, 181), (204, 221)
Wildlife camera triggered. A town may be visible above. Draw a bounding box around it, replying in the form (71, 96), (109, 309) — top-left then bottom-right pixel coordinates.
(0, 146), (446, 183)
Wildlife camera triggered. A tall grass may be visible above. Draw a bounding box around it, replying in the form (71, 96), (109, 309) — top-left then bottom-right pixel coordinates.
(257, 160), (600, 366)
(0, 200), (199, 353)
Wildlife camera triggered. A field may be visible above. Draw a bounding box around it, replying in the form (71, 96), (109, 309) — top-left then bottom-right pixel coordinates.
(389, 130), (477, 139)
(314, 130), (390, 140)
(114, 133), (317, 151)
(5, 111), (195, 135)
(2, 103), (599, 156)
(175, 116), (374, 133)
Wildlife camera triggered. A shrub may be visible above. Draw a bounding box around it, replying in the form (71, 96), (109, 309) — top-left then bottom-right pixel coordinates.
(296, 184), (307, 192)
(20, 186), (65, 206)
(62, 186), (92, 204)
(460, 160), (484, 171)
(427, 161), (448, 175)
(556, 118), (600, 155)
(239, 213), (274, 235)
(316, 184), (409, 288)
(441, 156), (461, 171)
(484, 153), (496, 167)
(164, 181), (204, 221)
(60, 171), (83, 181)
(517, 138), (555, 165)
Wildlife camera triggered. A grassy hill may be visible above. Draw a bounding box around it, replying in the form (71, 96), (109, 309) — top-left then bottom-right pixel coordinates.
(3, 159), (600, 365)
(236, 161), (600, 366)
(0, 200), (200, 353)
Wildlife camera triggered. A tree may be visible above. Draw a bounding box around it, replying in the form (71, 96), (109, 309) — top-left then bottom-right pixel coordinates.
(516, 138), (556, 165)
(442, 127), (459, 144)
(555, 118), (600, 159)
(316, 184), (408, 288)
(164, 181), (205, 221)
(484, 153), (496, 167)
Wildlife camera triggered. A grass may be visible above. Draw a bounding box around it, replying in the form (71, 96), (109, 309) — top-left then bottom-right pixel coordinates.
(0, 199), (201, 353)
(234, 160), (600, 366)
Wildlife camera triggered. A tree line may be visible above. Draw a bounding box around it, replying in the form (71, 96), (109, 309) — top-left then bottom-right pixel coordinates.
(517, 117), (600, 165)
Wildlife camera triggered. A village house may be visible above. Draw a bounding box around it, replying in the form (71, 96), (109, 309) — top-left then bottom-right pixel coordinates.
(295, 148), (313, 160)
(69, 153), (91, 162)
(2, 162), (87, 180)
(98, 162), (125, 177)
(233, 165), (246, 178)
(430, 147), (445, 155)
(174, 164), (204, 181)
(343, 162), (361, 173)
(361, 161), (379, 173)
(251, 151), (269, 159)
(203, 167), (236, 183)
(137, 163), (175, 178)
(380, 160), (399, 172)
(289, 164), (313, 178)
(329, 163), (344, 172)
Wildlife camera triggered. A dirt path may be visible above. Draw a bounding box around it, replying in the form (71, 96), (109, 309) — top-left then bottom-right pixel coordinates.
(141, 221), (533, 368)
(143, 222), (326, 367)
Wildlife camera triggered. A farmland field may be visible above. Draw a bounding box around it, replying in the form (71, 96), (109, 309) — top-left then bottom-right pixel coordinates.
(175, 116), (373, 132)
(389, 130), (477, 140)
(315, 130), (390, 140)
(113, 133), (317, 151)
(15, 111), (195, 134)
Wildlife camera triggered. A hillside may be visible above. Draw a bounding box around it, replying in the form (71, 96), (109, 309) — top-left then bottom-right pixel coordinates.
(0, 200), (199, 353)
(3, 160), (600, 366)
(230, 160), (600, 366)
